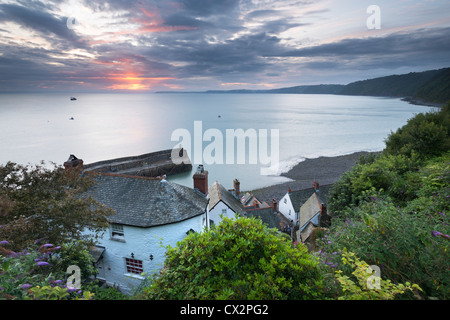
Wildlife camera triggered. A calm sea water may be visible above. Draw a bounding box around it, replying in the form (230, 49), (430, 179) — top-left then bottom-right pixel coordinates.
(0, 93), (431, 190)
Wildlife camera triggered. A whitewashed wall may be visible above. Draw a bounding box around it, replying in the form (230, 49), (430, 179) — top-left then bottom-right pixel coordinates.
(87, 213), (206, 295)
(278, 193), (296, 222)
(208, 201), (238, 227)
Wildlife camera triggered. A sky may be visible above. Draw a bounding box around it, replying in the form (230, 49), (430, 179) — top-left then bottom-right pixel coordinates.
(0, 0), (449, 92)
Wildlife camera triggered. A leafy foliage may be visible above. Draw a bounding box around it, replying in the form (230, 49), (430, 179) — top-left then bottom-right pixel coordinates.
(323, 104), (450, 299)
(321, 198), (449, 299)
(385, 104), (450, 158)
(135, 216), (324, 300)
(0, 162), (114, 251)
(335, 250), (422, 300)
(0, 240), (95, 300)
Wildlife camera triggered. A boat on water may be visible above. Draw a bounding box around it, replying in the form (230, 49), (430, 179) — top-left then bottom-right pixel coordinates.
(70, 97), (77, 101)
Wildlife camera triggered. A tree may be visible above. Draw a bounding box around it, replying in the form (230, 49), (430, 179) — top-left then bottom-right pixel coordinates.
(0, 162), (114, 251)
(384, 103), (450, 158)
(135, 216), (324, 300)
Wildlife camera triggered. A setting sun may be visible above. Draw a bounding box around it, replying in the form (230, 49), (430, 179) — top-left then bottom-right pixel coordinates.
(106, 73), (175, 91)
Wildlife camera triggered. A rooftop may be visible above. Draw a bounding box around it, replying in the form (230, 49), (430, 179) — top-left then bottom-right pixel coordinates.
(208, 181), (246, 216)
(88, 173), (208, 228)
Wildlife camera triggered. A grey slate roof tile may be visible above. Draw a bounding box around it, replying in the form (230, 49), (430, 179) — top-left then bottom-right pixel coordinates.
(88, 173), (208, 227)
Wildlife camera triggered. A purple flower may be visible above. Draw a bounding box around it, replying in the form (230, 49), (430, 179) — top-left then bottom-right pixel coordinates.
(431, 231), (442, 237)
(0, 240), (9, 246)
(20, 283), (32, 289)
(438, 212), (445, 217)
(36, 261), (50, 267)
(66, 287), (79, 293)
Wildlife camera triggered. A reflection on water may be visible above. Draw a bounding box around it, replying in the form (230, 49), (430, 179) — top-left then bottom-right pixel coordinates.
(0, 93), (430, 190)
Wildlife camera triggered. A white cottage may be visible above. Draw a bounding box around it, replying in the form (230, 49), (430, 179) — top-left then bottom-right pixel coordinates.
(85, 173), (209, 295)
(278, 188), (313, 226)
(206, 181), (246, 227)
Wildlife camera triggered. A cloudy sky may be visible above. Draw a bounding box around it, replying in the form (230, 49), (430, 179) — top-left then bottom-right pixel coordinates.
(0, 0), (449, 92)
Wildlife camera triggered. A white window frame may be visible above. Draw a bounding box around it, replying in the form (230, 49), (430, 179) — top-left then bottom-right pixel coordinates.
(111, 224), (125, 241)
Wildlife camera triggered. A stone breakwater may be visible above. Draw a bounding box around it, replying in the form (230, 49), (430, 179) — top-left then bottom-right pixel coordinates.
(83, 148), (192, 177)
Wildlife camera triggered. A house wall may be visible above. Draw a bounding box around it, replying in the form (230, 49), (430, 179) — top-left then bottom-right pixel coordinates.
(278, 193), (296, 223)
(86, 213), (206, 295)
(208, 201), (238, 227)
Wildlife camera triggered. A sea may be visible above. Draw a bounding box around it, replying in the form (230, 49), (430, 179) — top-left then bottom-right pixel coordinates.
(0, 93), (432, 191)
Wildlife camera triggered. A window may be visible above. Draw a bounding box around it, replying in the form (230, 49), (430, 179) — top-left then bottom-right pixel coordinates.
(284, 198), (287, 204)
(111, 224), (124, 240)
(222, 209), (227, 215)
(125, 258), (143, 274)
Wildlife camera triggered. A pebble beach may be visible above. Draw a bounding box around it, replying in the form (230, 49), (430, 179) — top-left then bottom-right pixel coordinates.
(248, 151), (380, 204)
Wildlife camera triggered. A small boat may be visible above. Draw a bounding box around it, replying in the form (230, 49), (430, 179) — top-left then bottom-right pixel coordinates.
(218, 115), (221, 118)
(69, 117), (74, 120)
(70, 97), (77, 101)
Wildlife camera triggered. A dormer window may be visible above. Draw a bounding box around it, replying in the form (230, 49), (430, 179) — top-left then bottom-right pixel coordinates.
(111, 224), (125, 241)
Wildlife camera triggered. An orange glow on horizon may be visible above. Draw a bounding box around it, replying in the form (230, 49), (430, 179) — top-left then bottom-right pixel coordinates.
(106, 72), (175, 91)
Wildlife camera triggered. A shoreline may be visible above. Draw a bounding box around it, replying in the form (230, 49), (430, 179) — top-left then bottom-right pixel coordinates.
(247, 151), (380, 204)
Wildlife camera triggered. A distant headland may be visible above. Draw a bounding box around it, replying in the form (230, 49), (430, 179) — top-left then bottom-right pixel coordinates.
(156, 67), (450, 106)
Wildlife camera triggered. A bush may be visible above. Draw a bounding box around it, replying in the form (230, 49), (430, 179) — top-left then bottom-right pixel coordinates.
(320, 198), (449, 299)
(335, 250), (422, 300)
(0, 240), (94, 300)
(134, 216), (324, 300)
(385, 103), (450, 158)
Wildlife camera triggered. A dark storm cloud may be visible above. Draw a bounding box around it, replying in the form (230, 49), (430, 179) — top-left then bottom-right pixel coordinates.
(0, 3), (87, 49)
(281, 27), (450, 59)
(0, 0), (449, 92)
(176, 0), (241, 17)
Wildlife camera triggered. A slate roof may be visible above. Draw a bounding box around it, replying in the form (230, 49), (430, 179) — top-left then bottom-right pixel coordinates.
(287, 184), (331, 213)
(88, 173), (208, 227)
(299, 192), (323, 230)
(208, 181), (246, 216)
(245, 207), (279, 230)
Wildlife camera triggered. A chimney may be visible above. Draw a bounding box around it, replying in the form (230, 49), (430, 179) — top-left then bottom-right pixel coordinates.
(320, 203), (327, 215)
(63, 154), (84, 171)
(193, 165), (208, 195)
(287, 187), (291, 193)
(319, 203), (330, 228)
(312, 182), (319, 192)
(253, 199), (259, 208)
(233, 179), (240, 197)
(271, 199), (278, 212)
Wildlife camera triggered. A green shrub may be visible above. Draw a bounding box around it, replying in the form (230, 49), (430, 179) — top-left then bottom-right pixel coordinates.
(385, 103), (450, 158)
(335, 250), (422, 300)
(321, 198), (449, 299)
(134, 216), (324, 300)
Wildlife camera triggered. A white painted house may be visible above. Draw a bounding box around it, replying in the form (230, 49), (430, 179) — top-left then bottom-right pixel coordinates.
(278, 187), (313, 226)
(207, 181), (246, 227)
(278, 182), (332, 231)
(85, 173), (209, 295)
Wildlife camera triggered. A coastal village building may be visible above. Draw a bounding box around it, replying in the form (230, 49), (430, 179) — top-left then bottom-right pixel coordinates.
(297, 191), (330, 243)
(65, 153), (313, 294)
(65, 156), (209, 295)
(85, 173), (209, 295)
(278, 182), (331, 226)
